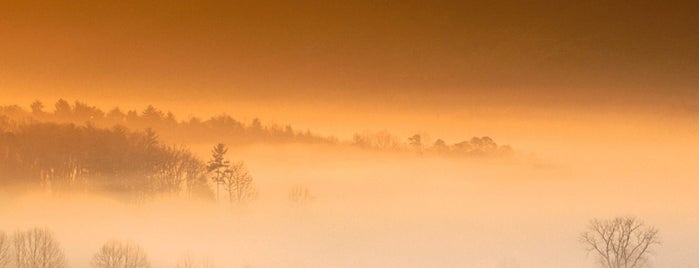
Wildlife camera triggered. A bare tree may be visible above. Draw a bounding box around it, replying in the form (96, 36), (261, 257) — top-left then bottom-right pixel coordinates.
(91, 240), (150, 268)
(222, 162), (257, 204)
(175, 254), (216, 268)
(0, 231), (10, 268)
(351, 133), (371, 148)
(374, 130), (398, 150)
(580, 217), (660, 268)
(12, 228), (67, 268)
(288, 185), (314, 206)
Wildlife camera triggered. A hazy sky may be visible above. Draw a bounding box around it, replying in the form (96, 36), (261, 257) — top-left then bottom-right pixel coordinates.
(1, 1), (698, 121)
(1, 4), (698, 266)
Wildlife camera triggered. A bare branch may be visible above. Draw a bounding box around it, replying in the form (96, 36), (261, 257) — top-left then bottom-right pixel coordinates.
(580, 217), (660, 268)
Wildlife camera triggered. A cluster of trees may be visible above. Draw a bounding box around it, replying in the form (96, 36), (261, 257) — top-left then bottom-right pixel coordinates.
(0, 121), (212, 201)
(1, 99), (336, 146)
(0, 228), (66, 268)
(2, 100), (513, 158)
(206, 144), (257, 204)
(0, 228), (219, 268)
(288, 185), (314, 206)
(0, 217), (661, 268)
(0, 117), (265, 204)
(91, 240), (150, 268)
(351, 132), (512, 156)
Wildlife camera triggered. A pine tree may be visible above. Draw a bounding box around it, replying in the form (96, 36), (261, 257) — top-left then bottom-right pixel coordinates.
(206, 143), (230, 201)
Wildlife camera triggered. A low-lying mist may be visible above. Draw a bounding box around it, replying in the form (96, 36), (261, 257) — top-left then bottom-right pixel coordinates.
(1, 99), (697, 267)
(2, 139), (698, 267)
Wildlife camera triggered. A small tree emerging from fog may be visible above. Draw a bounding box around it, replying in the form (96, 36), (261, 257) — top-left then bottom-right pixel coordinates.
(91, 240), (150, 268)
(12, 228), (67, 268)
(0, 231), (10, 268)
(175, 254), (216, 268)
(580, 217), (660, 268)
(288, 185), (314, 206)
(223, 161), (257, 204)
(408, 134), (422, 148)
(206, 143), (257, 204)
(207, 143), (231, 201)
(30, 100), (45, 116)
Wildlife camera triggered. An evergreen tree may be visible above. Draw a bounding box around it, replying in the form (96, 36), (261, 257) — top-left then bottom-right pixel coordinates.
(206, 143), (230, 201)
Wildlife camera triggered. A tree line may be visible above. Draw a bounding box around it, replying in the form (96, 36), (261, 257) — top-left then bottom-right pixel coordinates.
(0, 121), (212, 201)
(0, 120), (263, 204)
(351, 131), (513, 156)
(0, 100), (335, 146)
(1, 100), (513, 158)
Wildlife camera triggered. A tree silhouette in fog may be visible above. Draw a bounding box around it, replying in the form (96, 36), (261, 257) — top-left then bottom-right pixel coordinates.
(1, 99), (513, 158)
(53, 99), (72, 119)
(350, 131), (512, 157)
(0, 99), (335, 146)
(207, 143), (230, 201)
(432, 139), (449, 152)
(30, 101), (45, 116)
(580, 217), (660, 268)
(12, 228), (66, 268)
(91, 240), (150, 268)
(73, 101), (104, 122)
(206, 144), (257, 204)
(0, 122), (212, 201)
(408, 134), (422, 149)
(351, 133), (372, 148)
(224, 162), (257, 204)
(288, 185), (314, 206)
(175, 254), (216, 268)
(0, 231), (9, 268)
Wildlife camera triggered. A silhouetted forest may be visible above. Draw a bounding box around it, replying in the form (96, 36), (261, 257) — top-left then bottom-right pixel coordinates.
(0, 99), (513, 158)
(351, 131), (513, 156)
(0, 121), (212, 201)
(0, 99), (336, 146)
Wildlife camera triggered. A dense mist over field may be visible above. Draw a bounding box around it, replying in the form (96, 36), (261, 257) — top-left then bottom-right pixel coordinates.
(1, 1), (698, 267)
(1, 144), (698, 268)
(0, 99), (698, 267)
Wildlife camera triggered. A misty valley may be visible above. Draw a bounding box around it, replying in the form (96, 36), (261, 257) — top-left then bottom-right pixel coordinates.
(1, 100), (516, 267)
(0, 100), (696, 268)
(2, 1), (698, 267)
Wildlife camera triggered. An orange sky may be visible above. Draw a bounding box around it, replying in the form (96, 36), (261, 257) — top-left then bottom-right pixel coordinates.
(1, 3), (698, 267)
(0, 0), (697, 141)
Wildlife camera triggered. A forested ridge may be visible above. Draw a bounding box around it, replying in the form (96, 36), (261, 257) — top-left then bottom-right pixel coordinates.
(0, 122), (212, 201)
(0, 99), (335, 146)
(0, 99), (514, 201)
(0, 99), (513, 157)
